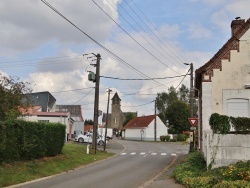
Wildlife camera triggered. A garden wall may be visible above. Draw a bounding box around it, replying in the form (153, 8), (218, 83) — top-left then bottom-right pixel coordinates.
(204, 130), (250, 169)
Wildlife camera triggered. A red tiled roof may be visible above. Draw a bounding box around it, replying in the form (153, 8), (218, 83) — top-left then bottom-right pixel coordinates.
(123, 115), (156, 129)
(19, 106), (42, 114)
(84, 125), (93, 132)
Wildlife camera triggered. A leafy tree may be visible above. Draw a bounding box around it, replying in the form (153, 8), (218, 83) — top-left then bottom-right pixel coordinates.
(84, 119), (94, 125)
(123, 112), (136, 126)
(0, 74), (32, 121)
(178, 84), (189, 103)
(166, 100), (190, 134)
(156, 86), (178, 122)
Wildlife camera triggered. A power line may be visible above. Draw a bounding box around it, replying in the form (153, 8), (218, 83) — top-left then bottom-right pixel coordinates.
(175, 68), (190, 90)
(100, 74), (189, 80)
(92, 0), (181, 75)
(123, 100), (154, 107)
(41, 0), (170, 89)
(73, 88), (95, 104)
(106, 0), (183, 70)
(128, 0), (190, 65)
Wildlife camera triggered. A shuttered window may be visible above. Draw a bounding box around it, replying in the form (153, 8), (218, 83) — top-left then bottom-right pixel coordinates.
(227, 99), (249, 117)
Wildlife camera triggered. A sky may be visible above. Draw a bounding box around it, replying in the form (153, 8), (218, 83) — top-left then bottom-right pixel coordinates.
(0, 0), (250, 122)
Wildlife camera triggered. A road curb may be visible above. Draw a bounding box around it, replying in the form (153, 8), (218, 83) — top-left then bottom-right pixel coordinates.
(138, 154), (180, 188)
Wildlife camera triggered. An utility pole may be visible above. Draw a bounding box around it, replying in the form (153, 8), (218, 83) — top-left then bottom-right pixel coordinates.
(184, 63), (194, 152)
(104, 88), (112, 152)
(154, 100), (157, 142)
(93, 53), (101, 154)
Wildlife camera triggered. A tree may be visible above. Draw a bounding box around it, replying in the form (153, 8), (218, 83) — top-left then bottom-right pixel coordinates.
(84, 119), (94, 125)
(166, 100), (190, 134)
(178, 84), (189, 103)
(123, 112), (136, 126)
(0, 74), (32, 121)
(156, 86), (178, 123)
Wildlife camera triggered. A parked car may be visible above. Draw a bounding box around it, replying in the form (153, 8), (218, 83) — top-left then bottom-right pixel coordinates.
(74, 132), (107, 146)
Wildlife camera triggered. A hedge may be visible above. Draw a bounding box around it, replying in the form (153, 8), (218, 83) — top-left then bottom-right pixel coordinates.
(209, 113), (250, 134)
(0, 120), (65, 163)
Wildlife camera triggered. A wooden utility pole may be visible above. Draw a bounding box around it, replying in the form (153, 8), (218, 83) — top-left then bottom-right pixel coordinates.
(93, 53), (101, 154)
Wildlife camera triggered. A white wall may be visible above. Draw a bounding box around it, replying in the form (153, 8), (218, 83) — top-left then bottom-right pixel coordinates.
(124, 116), (168, 141)
(204, 131), (250, 169)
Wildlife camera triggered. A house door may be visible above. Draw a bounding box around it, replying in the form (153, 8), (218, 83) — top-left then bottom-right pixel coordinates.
(227, 99), (249, 117)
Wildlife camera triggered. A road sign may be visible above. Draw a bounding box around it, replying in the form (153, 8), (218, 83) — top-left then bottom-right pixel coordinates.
(188, 118), (198, 126)
(190, 127), (196, 130)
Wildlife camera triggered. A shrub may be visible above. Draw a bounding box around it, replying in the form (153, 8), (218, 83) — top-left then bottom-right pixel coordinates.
(160, 135), (171, 142)
(173, 151), (206, 183)
(177, 134), (187, 141)
(230, 116), (250, 132)
(213, 180), (250, 188)
(182, 176), (219, 188)
(0, 120), (66, 163)
(209, 113), (230, 134)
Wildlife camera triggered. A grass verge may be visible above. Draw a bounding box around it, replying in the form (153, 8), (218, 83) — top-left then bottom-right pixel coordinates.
(0, 142), (114, 187)
(173, 151), (250, 188)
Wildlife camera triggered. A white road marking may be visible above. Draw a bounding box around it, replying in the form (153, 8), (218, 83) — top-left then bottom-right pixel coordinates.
(120, 153), (127, 155)
(161, 153), (167, 156)
(171, 153), (177, 156)
(151, 153), (157, 155)
(140, 152), (146, 155)
(130, 152), (136, 155)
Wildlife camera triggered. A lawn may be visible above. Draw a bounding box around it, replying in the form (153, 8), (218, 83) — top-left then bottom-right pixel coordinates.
(0, 143), (114, 187)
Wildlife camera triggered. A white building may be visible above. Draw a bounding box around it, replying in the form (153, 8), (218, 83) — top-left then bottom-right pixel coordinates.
(123, 115), (168, 141)
(20, 106), (74, 141)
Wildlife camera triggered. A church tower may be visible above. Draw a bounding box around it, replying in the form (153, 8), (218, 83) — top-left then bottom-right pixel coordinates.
(111, 92), (125, 130)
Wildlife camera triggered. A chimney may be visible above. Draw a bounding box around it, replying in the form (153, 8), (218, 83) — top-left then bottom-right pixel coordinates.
(231, 17), (245, 36)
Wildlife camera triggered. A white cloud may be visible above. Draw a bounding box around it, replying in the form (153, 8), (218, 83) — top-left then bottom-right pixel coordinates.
(186, 24), (212, 40)
(211, 0), (250, 33)
(0, 0), (119, 54)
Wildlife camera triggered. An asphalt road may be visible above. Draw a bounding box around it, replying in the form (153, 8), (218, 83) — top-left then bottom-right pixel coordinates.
(16, 139), (188, 188)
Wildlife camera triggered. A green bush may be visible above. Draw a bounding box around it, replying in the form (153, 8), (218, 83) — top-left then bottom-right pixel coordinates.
(209, 113), (230, 134)
(173, 151), (206, 183)
(0, 120), (66, 163)
(177, 134), (187, 141)
(213, 180), (250, 188)
(230, 116), (250, 132)
(160, 135), (171, 142)
(182, 176), (219, 188)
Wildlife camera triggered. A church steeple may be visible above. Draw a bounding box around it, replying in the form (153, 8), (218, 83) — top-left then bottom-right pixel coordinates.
(111, 92), (121, 105)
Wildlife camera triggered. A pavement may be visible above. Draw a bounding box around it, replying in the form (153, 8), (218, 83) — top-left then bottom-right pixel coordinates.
(105, 138), (186, 188)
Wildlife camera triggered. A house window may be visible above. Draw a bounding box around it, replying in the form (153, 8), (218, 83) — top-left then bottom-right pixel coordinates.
(38, 120), (49, 123)
(227, 99), (249, 117)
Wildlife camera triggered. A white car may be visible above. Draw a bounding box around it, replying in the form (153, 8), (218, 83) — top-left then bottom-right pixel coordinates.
(75, 132), (107, 146)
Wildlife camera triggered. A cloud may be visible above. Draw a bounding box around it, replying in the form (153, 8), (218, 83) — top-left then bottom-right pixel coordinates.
(186, 24), (212, 40)
(0, 0), (119, 54)
(210, 0), (250, 33)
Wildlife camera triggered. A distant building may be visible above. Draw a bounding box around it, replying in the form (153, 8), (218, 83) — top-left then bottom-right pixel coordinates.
(123, 115), (168, 141)
(22, 92), (84, 141)
(102, 92), (137, 133)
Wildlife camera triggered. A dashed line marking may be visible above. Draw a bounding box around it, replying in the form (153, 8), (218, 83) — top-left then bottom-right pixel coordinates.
(140, 152), (146, 155)
(151, 153), (157, 155)
(171, 153), (177, 156)
(161, 153), (167, 156)
(130, 152), (136, 155)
